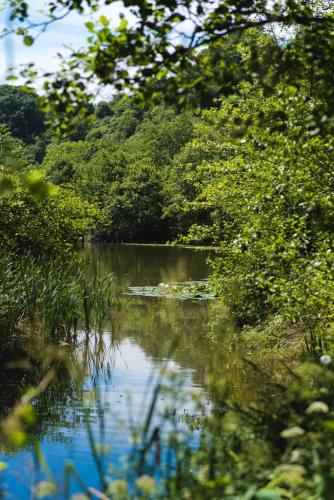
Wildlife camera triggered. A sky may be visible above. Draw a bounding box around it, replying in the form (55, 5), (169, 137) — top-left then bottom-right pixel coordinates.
(0, 1), (133, 98)
(0, 1), (199, 100)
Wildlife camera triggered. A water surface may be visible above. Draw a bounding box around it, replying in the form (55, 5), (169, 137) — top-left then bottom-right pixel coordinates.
(0, 244), (261, 498)
(0, 245), (213, 495)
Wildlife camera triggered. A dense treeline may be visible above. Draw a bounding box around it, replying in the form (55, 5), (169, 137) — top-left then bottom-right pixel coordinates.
(0, 20), (333, 342)
(1, 27), (333, 336)
(43, 99), (195, 242)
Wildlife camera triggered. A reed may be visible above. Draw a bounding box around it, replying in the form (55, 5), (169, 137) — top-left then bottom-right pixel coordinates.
(0, 251), (113, 337)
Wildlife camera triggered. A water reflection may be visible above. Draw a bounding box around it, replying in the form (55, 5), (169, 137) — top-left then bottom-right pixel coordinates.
(84, 243), (212, 287)
(0, 244), (283, 497)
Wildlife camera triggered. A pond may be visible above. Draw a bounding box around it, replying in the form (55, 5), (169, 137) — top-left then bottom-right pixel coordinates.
(0, 244), (263, 498)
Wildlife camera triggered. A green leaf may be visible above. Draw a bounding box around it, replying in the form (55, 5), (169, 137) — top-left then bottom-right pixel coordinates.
(85, 21), (95, 31)
(0, 462), (7, 472)
(99, 15), (109, 26)
(23, 35), (34, 46)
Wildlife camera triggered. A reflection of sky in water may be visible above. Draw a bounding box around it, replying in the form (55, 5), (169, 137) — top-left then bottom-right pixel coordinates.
(0, 245), (212, 498)
(1, 337), (205, 498)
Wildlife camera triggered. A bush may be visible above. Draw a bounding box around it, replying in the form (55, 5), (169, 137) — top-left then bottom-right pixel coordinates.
(177, 85), (334, 332)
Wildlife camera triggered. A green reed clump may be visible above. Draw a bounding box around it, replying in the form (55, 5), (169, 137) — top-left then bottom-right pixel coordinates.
(81, 263), (115, 334)
(0, 250), (113, 336)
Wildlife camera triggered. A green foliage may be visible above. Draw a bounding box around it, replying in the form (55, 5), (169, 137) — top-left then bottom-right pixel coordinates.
(1, 28), (332, 336)
(5, 0), (334, 131)
(139, 358), (334, 499)
(102, 162), (164, 242)
(0, 177), (98, 254)
(0, 85), (45, 143)
(0, 123), (30, 173)
(0, 2), (334, 498)
(162, 118), (230, 241)
(43, 100), (194, 242)
(0, 123), (98, 254)
(176, 84), (334, 329)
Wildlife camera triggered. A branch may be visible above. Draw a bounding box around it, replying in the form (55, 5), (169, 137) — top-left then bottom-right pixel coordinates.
(193, 13), (334, 48)
(0, 9), (71, 40)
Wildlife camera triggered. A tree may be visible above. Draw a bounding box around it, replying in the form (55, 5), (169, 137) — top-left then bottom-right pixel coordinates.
(175, 84), (334, 326)
(102, 162), (165, 242)
(0, 123), (28, 173)
(42, 101), (194, 241)
(0, 125), (97, 254)
(3, 1), (334, 128)
(0, 85), (45, 142)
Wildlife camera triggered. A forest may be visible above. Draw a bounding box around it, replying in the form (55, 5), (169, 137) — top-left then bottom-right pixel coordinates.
(0, 0), (334, 498)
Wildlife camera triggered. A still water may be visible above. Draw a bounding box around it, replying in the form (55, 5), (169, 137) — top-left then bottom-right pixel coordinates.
(0, 244), (249, 498)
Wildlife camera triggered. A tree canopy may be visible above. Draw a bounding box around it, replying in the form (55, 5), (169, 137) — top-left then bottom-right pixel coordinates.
(0, 85), (45, 142)
(0, 1), (333, 331)
(1, 6), (334, 497)
(2, 0), (334, 129)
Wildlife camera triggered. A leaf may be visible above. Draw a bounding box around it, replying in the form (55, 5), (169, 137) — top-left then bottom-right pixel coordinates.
(321, 420), (334, 431)
(0, 462), (7, 472)
(99, 15), (109, 26)
(85, 21), (95, 31)
(23, 35), (34, 46)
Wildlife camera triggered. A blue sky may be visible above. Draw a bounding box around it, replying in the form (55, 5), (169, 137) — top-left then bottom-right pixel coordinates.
(0, 1), (195, 98)
(0, 1), (131, 97)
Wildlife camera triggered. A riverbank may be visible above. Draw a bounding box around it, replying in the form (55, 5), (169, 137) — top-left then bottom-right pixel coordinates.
(84, 241), (221, 251)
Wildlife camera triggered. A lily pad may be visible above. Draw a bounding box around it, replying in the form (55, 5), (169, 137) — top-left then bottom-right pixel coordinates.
(125, 280), (217, 301)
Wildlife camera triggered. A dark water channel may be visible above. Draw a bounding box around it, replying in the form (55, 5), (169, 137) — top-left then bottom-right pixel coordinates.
(0, 244), (255, 498)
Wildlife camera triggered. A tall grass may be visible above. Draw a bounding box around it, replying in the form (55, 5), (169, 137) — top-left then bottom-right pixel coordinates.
(1, 288), (334, 499)
(9, 355), (334, 500)
(44, 357), (334, 499)
(0, 250), (113, 336)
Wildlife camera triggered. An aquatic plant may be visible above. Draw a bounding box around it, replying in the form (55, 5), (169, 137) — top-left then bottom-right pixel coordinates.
(0, 251), (114, 337)
(126, 281), (217, 301)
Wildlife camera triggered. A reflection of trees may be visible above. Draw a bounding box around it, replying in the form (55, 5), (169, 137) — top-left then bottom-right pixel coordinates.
(82, 243), (212, 291)
(0, 335), (41, 419)
(0, 244), (289, 452)
(0, 330), (118, 448)
(112, 295), (253, 405)
(112, 295), (290, 407)
(33, 331), (118, 441)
